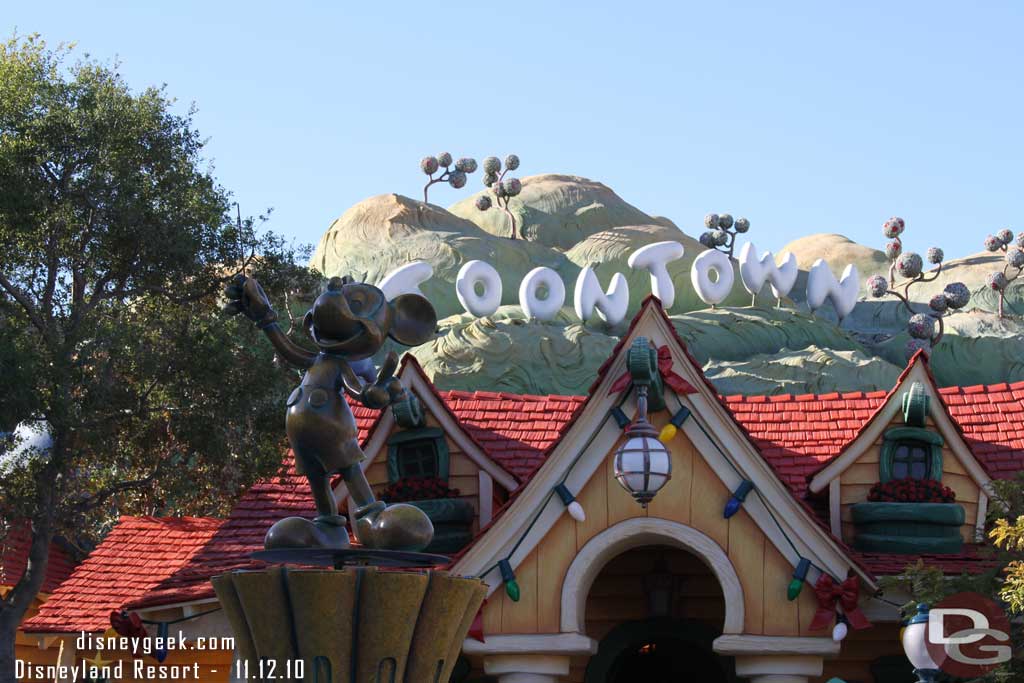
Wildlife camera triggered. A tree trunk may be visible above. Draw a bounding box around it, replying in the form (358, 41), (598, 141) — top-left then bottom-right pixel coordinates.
(0, 608), (19, 683)
(0, 503), (57, 683)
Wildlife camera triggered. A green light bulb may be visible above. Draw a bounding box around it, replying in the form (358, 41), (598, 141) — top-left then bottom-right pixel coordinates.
(787, 578), (804, 601)
(506, 579), (521, 602)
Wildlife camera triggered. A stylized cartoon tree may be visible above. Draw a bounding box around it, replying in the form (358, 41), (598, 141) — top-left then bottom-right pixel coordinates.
(865, 217), (970, 359)
(420, 153), (477, 204)
(982, 228), (1023, 318)
(475, 154), (523, 240)
(698, 213), (750, 258)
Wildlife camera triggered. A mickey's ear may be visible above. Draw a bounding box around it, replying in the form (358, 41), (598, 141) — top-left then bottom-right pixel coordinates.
(388, 294), (437, 347)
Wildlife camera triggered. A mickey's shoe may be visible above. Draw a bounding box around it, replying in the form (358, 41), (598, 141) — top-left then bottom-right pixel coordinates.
(263, 514), (351, 550)
(353, 502), (434, 552)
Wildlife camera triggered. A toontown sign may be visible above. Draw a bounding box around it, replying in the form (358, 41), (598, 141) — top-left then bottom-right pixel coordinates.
(377, 240), (860, 325)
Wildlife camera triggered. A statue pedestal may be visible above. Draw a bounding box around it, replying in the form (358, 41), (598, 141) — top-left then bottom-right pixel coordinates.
(213, 565), (485, 683)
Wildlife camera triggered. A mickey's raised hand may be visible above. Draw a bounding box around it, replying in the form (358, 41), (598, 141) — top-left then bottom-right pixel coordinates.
(222, 274), (277, 328)
(357, 351), (405, 409)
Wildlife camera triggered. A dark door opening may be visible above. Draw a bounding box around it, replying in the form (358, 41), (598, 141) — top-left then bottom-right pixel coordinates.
(586, 619), (733, 683)
(607, 636), (728, 683)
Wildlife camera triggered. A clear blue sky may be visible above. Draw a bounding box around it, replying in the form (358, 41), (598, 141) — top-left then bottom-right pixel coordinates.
(8, 1), (1022, 259)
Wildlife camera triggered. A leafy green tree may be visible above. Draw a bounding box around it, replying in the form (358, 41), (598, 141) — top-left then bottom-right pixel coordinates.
(0, 35), (317, 680)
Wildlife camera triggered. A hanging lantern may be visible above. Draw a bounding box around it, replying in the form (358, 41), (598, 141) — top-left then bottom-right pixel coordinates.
(613, 385), (672, 508)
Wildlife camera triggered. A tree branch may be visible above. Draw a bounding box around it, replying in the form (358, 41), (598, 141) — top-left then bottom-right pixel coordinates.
(0, 272), (50, 339)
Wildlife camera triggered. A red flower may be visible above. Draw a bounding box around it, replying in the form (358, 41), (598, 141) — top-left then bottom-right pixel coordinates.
(867, 477), (955, 504)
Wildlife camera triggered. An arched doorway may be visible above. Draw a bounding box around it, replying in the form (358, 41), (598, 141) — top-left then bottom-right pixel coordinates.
(582, 544), (735, 683)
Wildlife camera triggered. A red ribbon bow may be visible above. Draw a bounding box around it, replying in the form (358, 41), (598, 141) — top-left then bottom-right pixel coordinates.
(609, 345), (698, 395)
(808, 574), (871, 631)
(110, 609), (148, 656)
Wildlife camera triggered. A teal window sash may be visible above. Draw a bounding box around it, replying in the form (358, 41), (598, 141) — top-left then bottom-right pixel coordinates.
(879, 426), (944, 483)
(387, 427), (450, 482)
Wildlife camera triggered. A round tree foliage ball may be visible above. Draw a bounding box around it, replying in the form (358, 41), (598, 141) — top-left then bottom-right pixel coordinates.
(704, 213), (720, 229)
(943, 282), (971, 309)
(718, 213), (734, 229)
(897, 252), (923, 279)
(449, 170), (467, 189)
(1007, 248), (1024, 269)
(437, 152), (453, 167)
(493, 182), (508, 199)
(504, 154), (520, 170)
(712, 230), (730, 247)
(929, 294), (949, 313)
(883, 217), (905, 238)
(988, 271), (1009, 291)
(905, 338), (931, 361)
(455, 157), (478, 173)
(984, 235), (1003, 252)
(927, 247), (944, 264)
(482, 156), (502, 174)
(1016, 232), (1024, 248)
(421, 156), (439, 175)
(699, 232), (716, 248)
(908, 313), (935, 340)
(475, 195), (492, 211)
(867, 275), (889, 298)
(734, 217), (750, 233)
(997, 228), (1014, 244)
(502, 177), (522, 197)
(885, 240), (903, 260)
(483, 172), (498, 187)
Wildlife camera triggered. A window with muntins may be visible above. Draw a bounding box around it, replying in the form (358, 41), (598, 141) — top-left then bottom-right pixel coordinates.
(890, 440), (931, 480)
(396, 439), (439, 479)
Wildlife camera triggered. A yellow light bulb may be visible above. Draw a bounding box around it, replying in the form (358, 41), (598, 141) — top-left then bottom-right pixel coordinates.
(659, 424), (677, 443)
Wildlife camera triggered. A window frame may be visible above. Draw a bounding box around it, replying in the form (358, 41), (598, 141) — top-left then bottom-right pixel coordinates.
(879, 426), (944, 483)
(386, 427), (450, 483)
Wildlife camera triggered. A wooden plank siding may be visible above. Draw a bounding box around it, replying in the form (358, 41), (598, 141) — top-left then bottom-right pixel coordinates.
(484, 425), (807, 639)
(838, 414), (983, 544)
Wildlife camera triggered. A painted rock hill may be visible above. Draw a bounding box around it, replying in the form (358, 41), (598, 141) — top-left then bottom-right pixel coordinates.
(311, 174), (1024, 396)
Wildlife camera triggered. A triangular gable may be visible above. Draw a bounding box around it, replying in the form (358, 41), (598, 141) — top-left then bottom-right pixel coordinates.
(332, 355), (519, 506)
(807, 351), (992, 496)
(453, 298), (878, 599)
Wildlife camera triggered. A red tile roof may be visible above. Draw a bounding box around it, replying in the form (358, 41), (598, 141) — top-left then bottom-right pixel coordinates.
(437, 390), (586, 481)
(938, 381), (1024, 475)
(0, 526), (76, 594)
(21, 517), (222, 633)
(724, 390), (890, 496)
(859, 546), (999, 576)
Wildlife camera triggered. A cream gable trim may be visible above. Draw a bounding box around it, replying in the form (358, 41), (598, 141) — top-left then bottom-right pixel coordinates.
(333, 359), (519, 502)
(561, 518), (744, 634)
(808, 360), (992, 495)
(452, 302), (876, 598)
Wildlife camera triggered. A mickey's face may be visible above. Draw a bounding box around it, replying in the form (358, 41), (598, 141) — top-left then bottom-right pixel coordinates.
(304, 277), (437, 359)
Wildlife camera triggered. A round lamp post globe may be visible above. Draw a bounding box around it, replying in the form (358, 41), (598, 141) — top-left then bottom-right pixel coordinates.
(902, 604), (940, 682)
(612, 387), (672, 507)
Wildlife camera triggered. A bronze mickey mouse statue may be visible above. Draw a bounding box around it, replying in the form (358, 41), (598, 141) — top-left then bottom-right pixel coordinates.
(223, 273), (438, 552)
